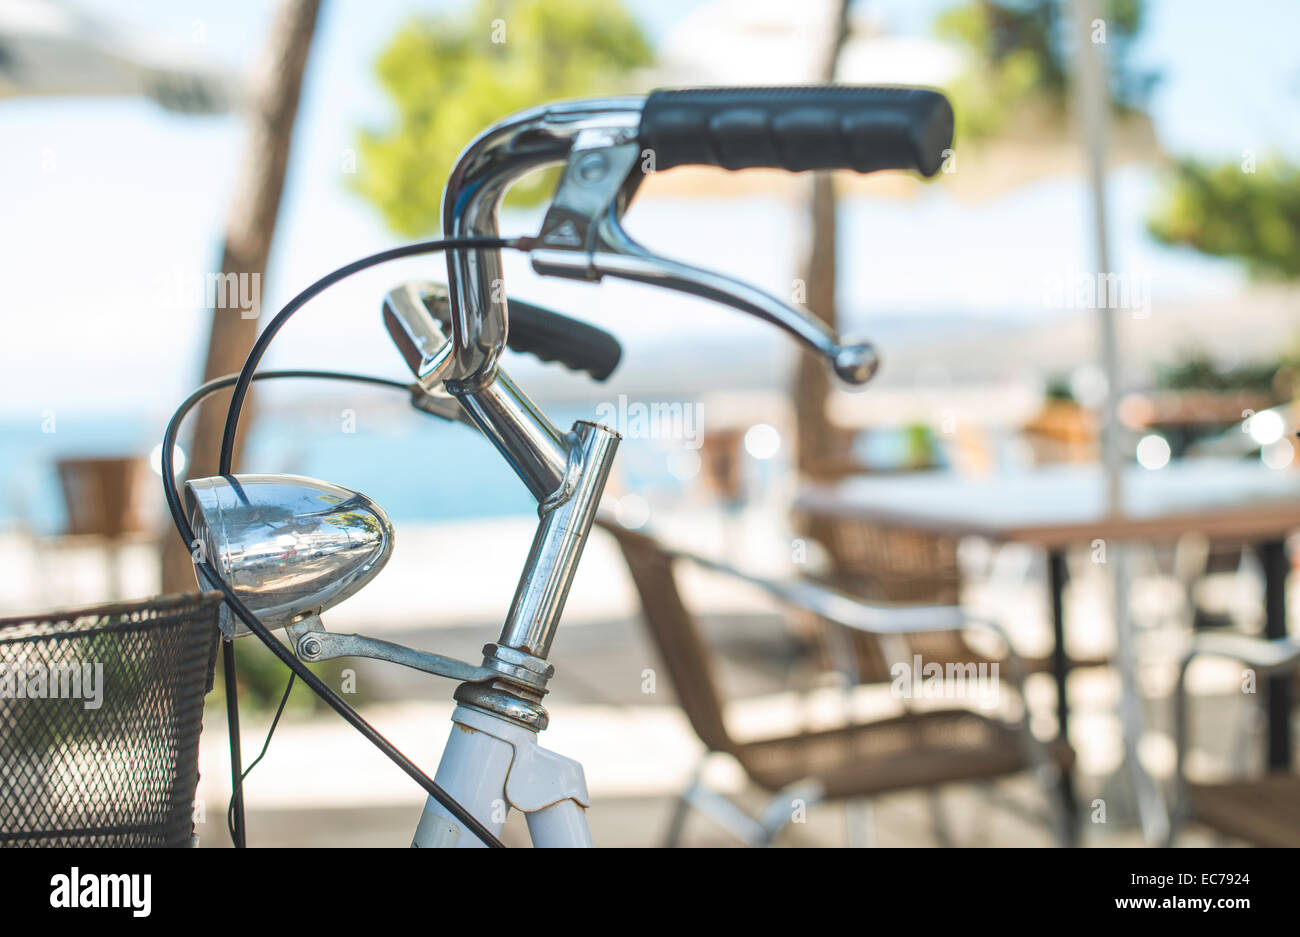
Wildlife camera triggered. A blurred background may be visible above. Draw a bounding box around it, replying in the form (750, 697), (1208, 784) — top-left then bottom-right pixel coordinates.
(2, 0), (1298, 847)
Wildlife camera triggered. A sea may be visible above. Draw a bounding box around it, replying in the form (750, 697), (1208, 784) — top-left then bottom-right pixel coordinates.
(0, 402), (706, 535)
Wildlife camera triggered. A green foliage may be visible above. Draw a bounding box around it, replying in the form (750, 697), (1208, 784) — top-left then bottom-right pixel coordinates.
(902, 423), (938, 469)
(0, 628), (140, 751)
(1147, 158), (1300, 280)
(1156, 351), (1297, 397)
(935, 0), (1153, 140)
(1044, 376), (1075, 401)
(354, 0), (652, 236)
(209, 638), (361, 716)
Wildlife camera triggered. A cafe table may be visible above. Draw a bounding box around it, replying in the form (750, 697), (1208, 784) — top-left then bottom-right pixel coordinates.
(796, 459), (1300, 839)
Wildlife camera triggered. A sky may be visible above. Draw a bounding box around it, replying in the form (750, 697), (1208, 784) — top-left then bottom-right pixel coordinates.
(1, 0), (1298, 424)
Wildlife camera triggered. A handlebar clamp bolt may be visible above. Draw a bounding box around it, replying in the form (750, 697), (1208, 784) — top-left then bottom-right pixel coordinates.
(576, 152), (608, 184)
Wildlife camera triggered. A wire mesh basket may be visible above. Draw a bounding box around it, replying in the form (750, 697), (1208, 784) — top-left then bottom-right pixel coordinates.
(0, 592), (222, 847)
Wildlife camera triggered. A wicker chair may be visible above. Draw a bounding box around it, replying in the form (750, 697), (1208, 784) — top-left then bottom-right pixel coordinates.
(0, 592), (222, 847)
(597, 518), (1073, 847)
(793, 509), (1107, 683)
(1169, 632), (1300, 847)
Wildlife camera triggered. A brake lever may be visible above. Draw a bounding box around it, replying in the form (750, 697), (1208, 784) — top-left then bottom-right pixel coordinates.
(383, 281), (482, 427)
(525, 129), (880, 385)
(409, 383), (476, 426)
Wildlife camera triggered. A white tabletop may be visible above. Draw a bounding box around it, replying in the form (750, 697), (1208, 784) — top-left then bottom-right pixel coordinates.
(797, 460), (1300, 547)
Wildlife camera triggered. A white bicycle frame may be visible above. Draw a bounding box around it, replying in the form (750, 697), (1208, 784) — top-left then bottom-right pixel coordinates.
(413, 706), (593, 847)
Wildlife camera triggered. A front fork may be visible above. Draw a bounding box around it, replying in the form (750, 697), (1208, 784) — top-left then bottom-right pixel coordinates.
(415, 416), (619, 847)
(413, 705), (593, 848)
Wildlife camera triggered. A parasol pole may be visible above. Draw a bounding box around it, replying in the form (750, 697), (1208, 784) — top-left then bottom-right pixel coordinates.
(1070, 0), (1168, 845)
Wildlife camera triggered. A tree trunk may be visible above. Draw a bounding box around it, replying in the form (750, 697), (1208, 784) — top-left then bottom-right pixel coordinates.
(160, 0), (323, 593)
(794, 0), (853, 480)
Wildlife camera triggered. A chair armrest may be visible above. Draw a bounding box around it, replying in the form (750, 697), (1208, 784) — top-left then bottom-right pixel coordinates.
(1170, 632), (1300, 835)
(662, 545), (1035, 687)
(1179, 633), (1300, 676)
(665, 547), (964, 635)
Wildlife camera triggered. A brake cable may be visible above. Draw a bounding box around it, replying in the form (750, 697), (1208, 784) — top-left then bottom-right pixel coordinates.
(228, 670), (292, 844)
(165, 368), (506, 848)
(167, 233), (525, 848)
(217, 236), (524, 474)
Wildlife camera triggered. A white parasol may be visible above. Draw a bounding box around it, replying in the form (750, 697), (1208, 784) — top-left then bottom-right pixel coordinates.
(0, 0), (238, 113)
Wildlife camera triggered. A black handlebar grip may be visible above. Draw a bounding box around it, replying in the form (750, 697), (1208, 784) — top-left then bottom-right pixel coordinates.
(506, 300), (623, 382)
(640, 86), (953, 177)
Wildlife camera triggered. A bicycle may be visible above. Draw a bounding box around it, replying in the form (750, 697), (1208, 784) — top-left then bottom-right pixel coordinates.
(163, 86), (956, 847)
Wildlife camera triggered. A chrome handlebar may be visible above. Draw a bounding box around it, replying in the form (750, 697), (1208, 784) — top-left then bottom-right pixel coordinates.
(439, 95), (880, 389)
(184, 94), (901, 753)
(440, 98), (643, 386)
(370, 94), (890, 732)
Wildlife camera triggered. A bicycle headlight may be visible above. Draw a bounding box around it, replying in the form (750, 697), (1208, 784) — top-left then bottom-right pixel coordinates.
(184, 473), (394, 636)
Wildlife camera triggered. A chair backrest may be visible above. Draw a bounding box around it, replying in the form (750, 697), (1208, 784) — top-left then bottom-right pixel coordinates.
(0, 592), (222, 847)
(798, 510), (961, 604)
(794, 508), (968, 683)
(56, 456), (149, 538)
(596, 519), (735, 754)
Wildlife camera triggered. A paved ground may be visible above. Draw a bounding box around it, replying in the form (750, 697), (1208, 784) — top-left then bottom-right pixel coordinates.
(194, 606), (1263, 848)
(213, 780), (1222, 848)
(2, 507), (1271, 848)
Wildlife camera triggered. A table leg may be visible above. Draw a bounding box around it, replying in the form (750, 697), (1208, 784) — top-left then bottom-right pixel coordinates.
(1259, 539), (1293, 771)
(1048, 549), (1079, 843)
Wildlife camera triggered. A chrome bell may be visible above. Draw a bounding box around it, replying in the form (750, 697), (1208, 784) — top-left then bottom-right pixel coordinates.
(184, 474), (394, 636)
